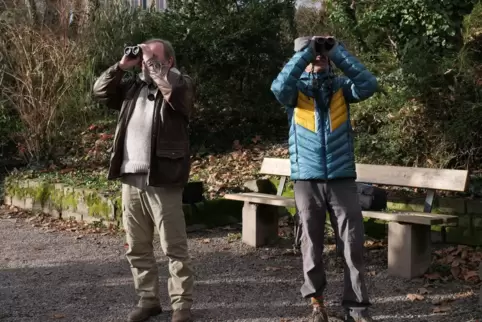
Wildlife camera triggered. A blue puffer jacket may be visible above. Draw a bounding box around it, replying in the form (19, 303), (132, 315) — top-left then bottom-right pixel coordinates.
(271, 43), (378, 181)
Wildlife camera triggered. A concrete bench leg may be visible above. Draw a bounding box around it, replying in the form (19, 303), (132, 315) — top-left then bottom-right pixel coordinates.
(387, 222), (431, 279)
(242, 202), (279, 247)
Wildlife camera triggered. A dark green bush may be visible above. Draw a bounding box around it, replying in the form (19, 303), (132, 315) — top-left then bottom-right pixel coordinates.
(1, 0), (481, 171)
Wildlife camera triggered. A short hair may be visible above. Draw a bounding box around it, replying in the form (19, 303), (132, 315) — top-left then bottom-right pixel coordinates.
(143, 38), (177, 67)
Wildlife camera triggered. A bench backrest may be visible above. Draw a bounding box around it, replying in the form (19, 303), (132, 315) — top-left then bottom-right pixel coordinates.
(260, 158), (469, 192)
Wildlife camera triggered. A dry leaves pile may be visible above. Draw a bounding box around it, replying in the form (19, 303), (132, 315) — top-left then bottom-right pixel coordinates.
(429, 245), (482, 283)
(190, 141), (289, 198)
(364, 239), (387, 249)
(401, 245), (482, 315)
(406, 287), (475, 315)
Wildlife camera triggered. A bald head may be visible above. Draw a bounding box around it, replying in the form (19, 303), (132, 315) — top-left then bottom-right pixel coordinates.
(143, 38), (177, 67)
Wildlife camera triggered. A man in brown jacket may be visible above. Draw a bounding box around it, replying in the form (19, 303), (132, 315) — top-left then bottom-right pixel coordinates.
(92, 39), (194, 322)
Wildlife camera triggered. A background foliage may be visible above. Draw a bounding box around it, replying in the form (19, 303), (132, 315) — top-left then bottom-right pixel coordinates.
(0, 0), (481, 171)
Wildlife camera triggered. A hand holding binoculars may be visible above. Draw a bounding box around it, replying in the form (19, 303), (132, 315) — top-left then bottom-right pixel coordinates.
(124, 45), (142, 59)
(312, 37), (336, 55)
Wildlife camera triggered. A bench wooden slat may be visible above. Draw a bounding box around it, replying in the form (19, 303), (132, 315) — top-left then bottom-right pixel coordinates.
(362, 211), (457, 226)
(225, 192), (458, 225)
(224, 193), (296, 207)
(259, 158), (291, 177)
(259, 158), (469, 192)
(356, 164), (468, 192)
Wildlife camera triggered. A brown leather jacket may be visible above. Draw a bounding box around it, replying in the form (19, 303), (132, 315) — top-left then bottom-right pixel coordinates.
(92, 61), (194, 187)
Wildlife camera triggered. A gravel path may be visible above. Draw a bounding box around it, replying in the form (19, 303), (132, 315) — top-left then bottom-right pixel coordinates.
(1, 214), (481, 322)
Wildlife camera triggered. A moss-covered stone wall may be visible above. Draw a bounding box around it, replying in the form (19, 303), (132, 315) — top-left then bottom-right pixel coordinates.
(3, 177), (242, 228)
(4, 177), (119, 225)
(5, 176), (482, 245)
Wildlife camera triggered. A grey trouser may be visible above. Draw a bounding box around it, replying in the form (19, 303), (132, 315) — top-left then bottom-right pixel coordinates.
(122, 174), (194, 310)
(294, 179), (370, 316)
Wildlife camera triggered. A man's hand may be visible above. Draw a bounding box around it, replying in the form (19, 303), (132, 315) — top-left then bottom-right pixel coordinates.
(119, 53), (141, 71)
(138, 44), (154, 63)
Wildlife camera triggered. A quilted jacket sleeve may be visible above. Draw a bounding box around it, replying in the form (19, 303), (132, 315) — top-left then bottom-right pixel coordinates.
(271, 47), (314, 108)
(328, 43), (378, 103)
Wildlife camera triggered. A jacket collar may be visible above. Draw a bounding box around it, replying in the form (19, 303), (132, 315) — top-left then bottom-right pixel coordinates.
(300, 70), (331, 82)
(298, 70), (333, 94)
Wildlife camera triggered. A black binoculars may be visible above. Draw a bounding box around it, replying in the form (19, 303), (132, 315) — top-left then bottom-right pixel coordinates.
(314, 37), (336, 54)
(124, 45), (142, 59)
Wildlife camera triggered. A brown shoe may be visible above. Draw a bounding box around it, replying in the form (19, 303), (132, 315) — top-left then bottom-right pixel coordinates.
(172, 309), (193, 322)
(127, 306), (162, 322)
(311, 306), (329, 322)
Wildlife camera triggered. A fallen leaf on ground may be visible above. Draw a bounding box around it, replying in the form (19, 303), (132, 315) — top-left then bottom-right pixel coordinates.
(451, 258), (462, 267)
(265, 266), (281, 271)
(432, 305), (451, 313)
(75, 235), (83, 240)
(451, 266), (461, 279)
(52, 313), (65, 319)
(418, 288), (430, 295)
(202, 238), (211, 244)
(425, 272), (442, 280)
(463, 270), (478, 281)
(407, 293), (424, 301)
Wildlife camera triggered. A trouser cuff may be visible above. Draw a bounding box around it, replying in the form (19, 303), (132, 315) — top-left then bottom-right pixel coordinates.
(171, 302), (192, 310)
(138, 297), (160, 308)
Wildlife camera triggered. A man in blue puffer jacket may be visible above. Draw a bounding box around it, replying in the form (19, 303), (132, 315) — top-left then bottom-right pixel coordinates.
(271, 36), (377, 322)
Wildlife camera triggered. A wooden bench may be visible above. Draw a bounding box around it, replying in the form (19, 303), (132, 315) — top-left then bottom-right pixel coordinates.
(224, 158), (469, 279)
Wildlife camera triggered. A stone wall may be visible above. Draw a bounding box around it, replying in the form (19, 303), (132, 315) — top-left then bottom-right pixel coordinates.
(387, 195), (482, 245)
(5, 176), (482, 245)
(3, 178), (243, 228)
(4, 177), (121, 225)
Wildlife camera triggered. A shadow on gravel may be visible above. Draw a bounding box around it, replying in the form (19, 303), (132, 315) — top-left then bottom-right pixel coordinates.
(0, 249), (346, 322)
(0, 260), (136, 321)
(0, 224), (479, 322)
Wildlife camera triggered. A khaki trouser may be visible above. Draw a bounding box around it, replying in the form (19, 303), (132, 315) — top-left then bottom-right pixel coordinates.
(122, 174), (194, 310)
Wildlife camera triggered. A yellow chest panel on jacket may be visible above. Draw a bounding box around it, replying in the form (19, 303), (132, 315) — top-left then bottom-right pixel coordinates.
(294, 89), (348, 133)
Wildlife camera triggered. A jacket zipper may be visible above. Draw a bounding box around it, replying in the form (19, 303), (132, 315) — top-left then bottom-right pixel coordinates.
(293, 114), (300, 175)
(318, 93), (328, 180)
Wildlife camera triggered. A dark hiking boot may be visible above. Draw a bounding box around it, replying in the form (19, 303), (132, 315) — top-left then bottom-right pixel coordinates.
(311, 306), (329, 322)
(127, 306), (162, 322)
(172, 309), (193, 322)
(344, 313), (374, 322)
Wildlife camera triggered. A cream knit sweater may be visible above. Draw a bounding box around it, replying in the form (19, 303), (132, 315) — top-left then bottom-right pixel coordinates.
(120, 84), (158, 174)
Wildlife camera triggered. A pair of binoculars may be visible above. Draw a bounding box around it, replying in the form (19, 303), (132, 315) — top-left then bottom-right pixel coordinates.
(314, 37), (336, 54)
(124, 45), (142, 59)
